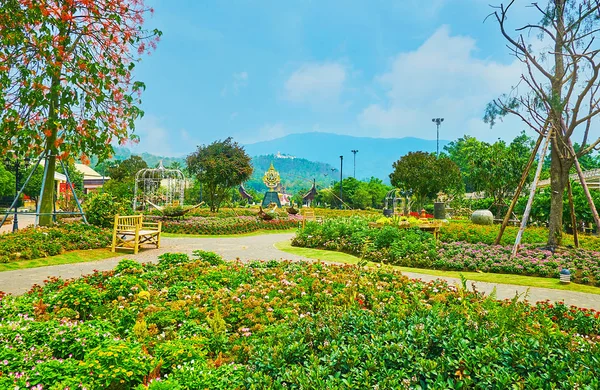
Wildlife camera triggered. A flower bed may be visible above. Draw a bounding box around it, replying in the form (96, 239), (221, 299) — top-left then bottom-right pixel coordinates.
(440, 222), (600, 251)
(153, 216), (299, 235)
(0, 254), (598, 388)
(0, 223), (111, 263)
(292, 217), (600, 285)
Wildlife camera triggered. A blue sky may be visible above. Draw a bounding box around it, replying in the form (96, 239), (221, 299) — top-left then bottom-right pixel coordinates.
(130, 0), (538, 156)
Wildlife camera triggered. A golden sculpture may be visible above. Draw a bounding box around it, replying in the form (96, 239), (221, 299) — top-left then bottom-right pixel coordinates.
(262, 163), (280, 189)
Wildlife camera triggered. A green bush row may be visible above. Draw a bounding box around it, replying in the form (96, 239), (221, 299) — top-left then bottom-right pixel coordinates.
(292, 217), (600, 285)
(0, 223), (111, 263)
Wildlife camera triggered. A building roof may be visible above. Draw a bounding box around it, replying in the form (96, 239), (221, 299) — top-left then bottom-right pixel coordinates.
(74, 163), (104, 179)
(38, 160), (107, 181)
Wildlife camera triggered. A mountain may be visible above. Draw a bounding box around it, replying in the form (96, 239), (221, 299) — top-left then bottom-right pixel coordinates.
(243, 132), (450, 181)
(246, 155), (335, 195)
(90, 146), (186, 169)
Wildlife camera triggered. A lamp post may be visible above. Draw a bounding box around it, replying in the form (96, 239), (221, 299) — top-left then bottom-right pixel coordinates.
(339, 155), (343, 209)
(4, 151), (31, 232)
(351, 150), (358, 178)
(432, 118), (444, 157)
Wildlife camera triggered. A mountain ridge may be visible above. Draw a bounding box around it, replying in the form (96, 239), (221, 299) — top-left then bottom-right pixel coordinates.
(243, 132), (450, 180)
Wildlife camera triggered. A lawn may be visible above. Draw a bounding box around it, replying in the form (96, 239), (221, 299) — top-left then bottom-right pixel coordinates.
(0, 248), (118, 272)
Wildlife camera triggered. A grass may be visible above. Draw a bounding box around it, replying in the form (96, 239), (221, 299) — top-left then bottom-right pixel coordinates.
(0, 248), (119, 272)
(163, 229), (297, 239)
(274, 240), (600, 295)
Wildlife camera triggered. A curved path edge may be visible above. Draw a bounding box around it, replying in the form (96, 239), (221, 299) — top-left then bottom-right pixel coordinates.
(0, 233), (599, 310)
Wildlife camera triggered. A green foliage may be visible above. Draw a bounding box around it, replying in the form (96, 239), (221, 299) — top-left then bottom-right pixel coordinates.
(515, 182), (600, 229)
(390, 151), (463, 209)
(0, 223), (110, 263)
(1, 258), (599, 388)
(294, 217), (600, 284)
(50, 282), (103, 319)
(187, 138), (253, 212)
(157, 253), (191, 270)
(444, 132), (534, 208)
(157, 216), (298, 235)
(84, 192), (132, 228)
(193, 250), (225, 266)
(114, 258), (144, 274)
(107, 155), (148, 183)
(0, 161), (14, 197)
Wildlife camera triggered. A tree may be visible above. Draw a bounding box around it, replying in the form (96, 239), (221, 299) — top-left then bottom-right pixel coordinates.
(103, 155), (147, 201)
(365, 177), (391, 209)
(446, 133), (535, 215)
(0, 163), (14, 198)
(0, 1), (160, 225)
(107, 156), (148, 182)
(187, 138), (253, 212)
(486, 0), (600, 245)
(22, 165), (44, 209)
(444, 135), (486, 192)
(390, 152), (463, 210)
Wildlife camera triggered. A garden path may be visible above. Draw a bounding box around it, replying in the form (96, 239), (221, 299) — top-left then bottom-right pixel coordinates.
(1, 233), (599, 310)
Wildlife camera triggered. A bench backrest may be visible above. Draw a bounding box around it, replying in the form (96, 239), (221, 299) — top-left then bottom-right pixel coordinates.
(303, 210), (316, 221)
(114, 215), (144, 231)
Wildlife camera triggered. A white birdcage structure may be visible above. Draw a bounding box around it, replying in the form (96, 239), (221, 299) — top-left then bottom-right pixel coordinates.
(133, 161), (185, 212)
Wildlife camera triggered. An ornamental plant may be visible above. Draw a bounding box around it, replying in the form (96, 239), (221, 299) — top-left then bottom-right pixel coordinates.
(0, 256), (599, 388)
(0, 223), (111, 263)
(0, 0), (160, 225)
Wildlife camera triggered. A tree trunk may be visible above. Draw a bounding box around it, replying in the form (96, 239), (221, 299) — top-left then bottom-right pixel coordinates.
(547, 140), (573, 246)
(38, 76), (60, 226)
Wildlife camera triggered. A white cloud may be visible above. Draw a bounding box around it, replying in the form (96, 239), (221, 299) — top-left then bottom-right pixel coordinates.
(284, 62), (347, 106)
(237, 123), (287, 144)
(359, 26), (526, 142)
(132, 115), (196, 157)
(221, 71), (249, 97)
(131, 115), (173, 155)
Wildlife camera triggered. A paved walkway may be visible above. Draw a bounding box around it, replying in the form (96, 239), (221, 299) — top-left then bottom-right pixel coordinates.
(1, 233), (599, 310)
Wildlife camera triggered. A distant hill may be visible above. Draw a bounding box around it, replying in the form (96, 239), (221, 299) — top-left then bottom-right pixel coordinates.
(91, 132), (447, 187)
(90, 146), (186, 169)
(243, 132), (450, 181)
(246, 155), (336, 195)
(91, 147), (335, 195)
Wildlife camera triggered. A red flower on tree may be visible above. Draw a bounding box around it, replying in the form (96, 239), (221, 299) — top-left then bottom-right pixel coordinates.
(0, 0), (160, 225)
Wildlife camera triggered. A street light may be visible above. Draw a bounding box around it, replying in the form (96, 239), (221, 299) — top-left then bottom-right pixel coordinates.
(351, 150), (358, 178)
(339, 155), (343, 209)
(4, 151), (31, 232)
(432, 118), (444, 157)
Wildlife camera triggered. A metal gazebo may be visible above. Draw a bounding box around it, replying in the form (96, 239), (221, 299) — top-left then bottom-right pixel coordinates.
(383, 188), (403, 216)
(133, 161), (185, 212)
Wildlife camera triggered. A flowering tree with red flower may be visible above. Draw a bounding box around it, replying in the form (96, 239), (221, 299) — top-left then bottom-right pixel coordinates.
(0, 0), (160, 225)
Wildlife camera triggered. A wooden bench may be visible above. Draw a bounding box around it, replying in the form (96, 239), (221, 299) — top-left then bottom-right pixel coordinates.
(417, 221), (442, 240)
(111, 215), (161, 254)
(302, 209), (323, 228)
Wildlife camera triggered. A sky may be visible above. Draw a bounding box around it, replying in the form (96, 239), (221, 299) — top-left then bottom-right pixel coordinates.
(129, 0), (541, 157)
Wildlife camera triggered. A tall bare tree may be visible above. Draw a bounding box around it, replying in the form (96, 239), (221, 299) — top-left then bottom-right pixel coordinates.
(485, 0), (600, 246)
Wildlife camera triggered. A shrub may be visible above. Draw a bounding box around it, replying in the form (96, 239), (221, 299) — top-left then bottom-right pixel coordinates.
(84, 191), (132, 228)
(50, 281), (103, 319)
(158, 253), (191, 270)
(2, 258), (599, 389)
(193, 250), (225, 266)
(0, 223), (111, 263)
